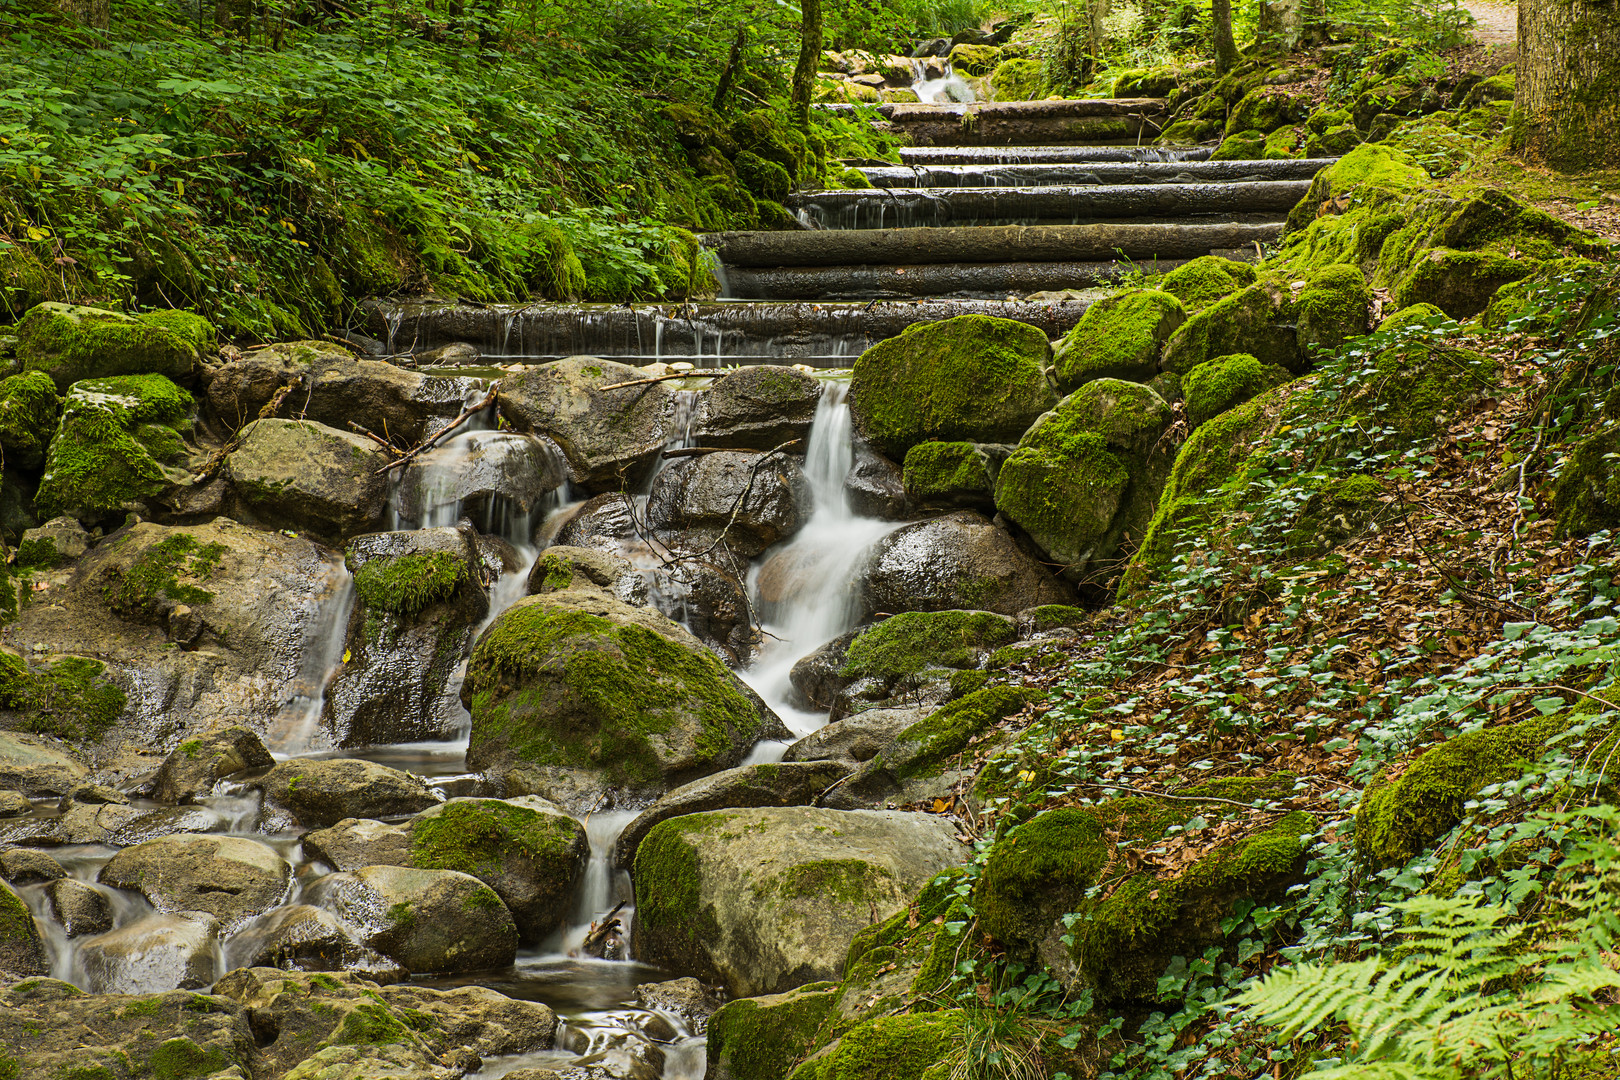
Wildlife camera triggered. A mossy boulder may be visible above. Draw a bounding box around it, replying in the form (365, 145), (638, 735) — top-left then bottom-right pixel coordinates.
(259, 757), (441, 831)
(1158, 117), (1221, 144)
(1113, 65), (1180, 97)
(730, 109), (811, 180)
(1341, 338), (1499, 444)
(0, 370), (60, 470)
(1282, 143), (1429, 235)
(1356, 714), (1569, 868)
(1283, 473), (1390, 554)
(837, 610), (1018, 702)
(1225, 88), (1310, 135)
(1264, 125), (1304, 159)
(1555, 422), (1620, 537)
(735, 151), (792, 203)
(993, 379), (1173, 585)
(947, 42), (999, 76)
(15, 303), (212, 391)
(462, 586), (787, 809)
(900, 441), (999, 510)
(1052, 289), (1187, 392)
(991, 58), (1045, 100)
(648, 449), (812, 558)
(0, 878), (46, 978)
(707, 983), (841, 1080)
(0, 653), (128, 744)
(36, 374), (195, 522)
(788, 1011), (963, 1080)
(1183, 353), (1291, 428)
(1158, 256), (1258, 311)
(225, 418), (392, 543)
(1392, 248), (1537, 318)
(976, 790), (1312, 1000)
(1305, 122), (1361, 158)
(154, 726), (273, 803)
(309, 864), (517, 974)
(848, 315), (1056, 460)
(406, 797), (589, 942)
(1160, 267), (1371, 376)
(1379, 301), (1447, 330)
(858, 510), (1072, 617)
(630, 806), (968, 998)
(1210, 130), (1266, 161)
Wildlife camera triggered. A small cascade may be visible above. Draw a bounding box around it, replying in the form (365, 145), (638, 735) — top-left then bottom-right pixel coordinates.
(558, 809), (639, 957)
(265, 559), (356, 758)
(911, 59), (975, 103)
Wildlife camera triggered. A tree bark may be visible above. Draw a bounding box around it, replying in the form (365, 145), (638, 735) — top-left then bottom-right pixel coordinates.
(790, 0), (823, 130)
(55, 0), (109, 28)
(1513, 0), (1620, 170)
(1257, 0), (1305, 52)
(1212, 0), (1238, 74)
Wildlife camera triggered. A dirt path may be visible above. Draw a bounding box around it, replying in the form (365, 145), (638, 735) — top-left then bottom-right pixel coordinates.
(1461, 0), (1517, 45)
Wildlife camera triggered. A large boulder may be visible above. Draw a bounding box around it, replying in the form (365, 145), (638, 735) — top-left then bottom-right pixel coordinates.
(1159, 256), (1259, 311)
(99, 833), (292, 931)
(301, 817), (412, 871)
(642, 557), (759, 667)
(0, 802), (221, 847)
(259, 758), (442, 830)
(844, 437), (909, 519)
(500, 357), (678, 493)
(1159, 267), (1371, 376)
(706, 984), (841, 1080)
(16, 302), (211, 390)
(226, 418), (394, 543)
(45, 878), (113, 938)
(647, 450), (813, 558)
(0, 732), (88, 795)
(394, 430), (568, 527)
(781, 706), (925, 766)
(153, 725), (274, 803)
(551, 492), (646, 556)
(80, 913), (222, 992)
(204, 339), (482, 445)
(1053, 289), (1187, 392)
(1182, 353), (1292, 429)
(993, 379), (1174, 585)
(0, 370), (61, 471)
(692, 365), (824, 450)
(859, 510), (1071, 615)
(224, 904), (406, 981)
(848, 315), (1056, 459)
(35, 374), (197, 522)
(462, 576), (788, 810)
(830, 610), (1017, 718)
(900, 441), (1008, 512)
(632, 807), (968, 998)
(0, 879), (46, 979)
(612, 760), (854, 868)
(326, 527), (491, 745)
(0, 651), (128, 745)
(306, 864), (519, 973)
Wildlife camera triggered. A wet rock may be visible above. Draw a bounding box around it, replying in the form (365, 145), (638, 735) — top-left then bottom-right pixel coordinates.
(80, 913), (222, 992)
(16, 302), (209, 390)
(632, 807), (969, 997)
(154, 725), (274, 803)
(405, 796), (589, 942)
(527, 545), (647, 607)
(382, 981), (560, 1066)
(844, 438), (910, 519)
(302, 817), (411, 871)
(17, 515), (91, 569)
(786, 630), (859, 712)
(647, 450), (813, 558)
(0, 370), (63, 473)
(643, 558), (758, 666)
(635, 977), (725, 1035)
(691, 365), (823, 450)
(259, 757), (443, 830)
(705, 983), (839, 1080)
(612, 761), (854, 868)
(45, 877), (114, 937)
(225, 904), (407, 982)
(781, 706), (926, 765)
(60, 781), (129, 807)
(0, 789), (31, 817)
(501, 357), (678, 494)
(204, 338), (481, 445)
(414, 341), (482, 365)
(328, 527), (490, 745)
(551, 493), (646, 556)
(463, 577), (790, 811)
(0, 879), (46, 978)
(1017, 603), (1090, 637)
(306, 864), (518, 974)
(0, 980), (255, 1079)
(99, 833), (292, 931)
(0, 802), (222, 846)
(0, 846), (66, 883)
(859, 510), (1072, 615)
(395, 431), (568, 526)
(226, 417), (393, 543)
(283, 1044), (452, 1080)
(829, 610), (1017, 720)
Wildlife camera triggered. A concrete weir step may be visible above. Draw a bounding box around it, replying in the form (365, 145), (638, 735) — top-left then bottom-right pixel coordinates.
(895, 145), (1212, 165)
(822, 98), (1169, 146)
(788, 180), (1313, 230)
(722, 260), (1191, 301)
(707, 221), (1284, 268)
(361, 298), (1096, 367)
(857, 158), (1335, 188)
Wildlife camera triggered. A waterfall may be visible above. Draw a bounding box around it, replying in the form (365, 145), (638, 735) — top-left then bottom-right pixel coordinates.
(911, 60), (975, 104)
(265, 558), (356, 758)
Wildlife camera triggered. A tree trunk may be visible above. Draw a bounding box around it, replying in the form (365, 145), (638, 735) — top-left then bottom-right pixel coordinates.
(1514, 0), (1620, 170)
(790, 0), (823, 130)
(1212, 0), (1238, 74)
(1257, 0), (1304, 52)
(55, 0), (109, 28)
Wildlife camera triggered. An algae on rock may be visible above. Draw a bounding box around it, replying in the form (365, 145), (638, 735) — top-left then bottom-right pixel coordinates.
(1052, 289), (1186, 392)
(15, 303), (212, 391)
(35, 374), (195, 522)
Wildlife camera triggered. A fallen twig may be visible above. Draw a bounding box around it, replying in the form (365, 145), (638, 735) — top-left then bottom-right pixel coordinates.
(376, 387), (498, 475)
(347, 421), (404, 457)
(598, 370), (728, 391)
(664, 440), (799, 459)
(193, 378), (301, 481)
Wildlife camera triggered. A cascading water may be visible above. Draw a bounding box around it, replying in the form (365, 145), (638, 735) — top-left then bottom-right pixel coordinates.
(264, 559), (356, 758)
(911, 59), (975, 103)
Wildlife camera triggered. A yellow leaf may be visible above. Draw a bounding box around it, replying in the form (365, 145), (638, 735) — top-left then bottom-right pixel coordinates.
(1017, 769), (1036, 783)
(25, 226), (45, 241)
(932, 799), (949, 813)
(1111, 729), (1125, 741)
(341, 649), (351, 663)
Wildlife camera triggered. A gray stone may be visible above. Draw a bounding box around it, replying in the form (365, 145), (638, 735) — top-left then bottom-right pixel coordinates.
(691, 366), (823, 451)
(550, 492), (645, 556)
(526, 545), (646, 606)
(859, 510), (1072, 615)
(0, 802), (223, 847)
(80, 913), (222, 992)
(226, 417), (394, 543)
(154, 725), (274, 803)
(635, 977), (725, 1035)
(643, 557), (758, 666)
(45, 878), (114, 937)
(845, 438), (910, 519)
(99, 833), (291, 932)
(306, 864), (518, 974)
(224, 903), (407, 982)
(0, 732), (88, 796)
(259, 757), (442, 831)
(781, 706), (928, 765)
(0, 845), (66, 883)
(395, 431), (567, 526)
(785, 631), (859, 712)
(19, 515), (92, 566)
(0, 879), (46, 978)
(301, 817), (411, 871)
(61, 782), (128, 807)
(646, 450), (813, 558)
(501, 357), (678, 493)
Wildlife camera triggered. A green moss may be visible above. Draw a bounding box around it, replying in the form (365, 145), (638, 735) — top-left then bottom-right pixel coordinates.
(1295, 264), (1372, 355)
(991, 58), (1045, 101)
(409, 799), (579, 877)
(104, 534), (225, 617)
(461, 884), (504, 913)
(327, 1001), (413, 1048)
(1112, 65), (1180, 97)
(0, 652), (127, 742)
(146, 1037), (226, 1080)
(15, 303), (209, 391)
(849, 314), (1055, 459)
(1226, 88), (1309, 136)
(1160, 280), (1294, 375)
(841, 611), (1017, 681)
(734, 151), (792, 204)
(1555, 422), (1620, 536)
(633, 813), (731, 962)
(947, 669), (990, 698)
(14, 537), (56, 570)
(787, 1011), (960, 1080)
(0, 370), (61, 470)
(1052, 289), (1186, 392)
(1379, 302), (1446, 331)
(1282, 143), (1429, 234)
(467, 603), (764, 788)
(901, 442), (991, 505)
(1026, 604), (1088, 632)
(1158, 256), (1258, 311)
(35, 374), (194, 522)
(1355, 340), (1498, 444)
(0, 879), (35, 949)
(1393, 248), (1537, 318)
(384, 901), (416, 933)
(119, 999), (164, 1019)
(1182, 353), (1290, 429)
(350, 552), (462, 619)
(778, 859), (894, 904)
(707, 984), (839, 1080)
(891, 686), (1042, 781)
(1210, 130), (1266, 161)
(1356, 714), (1571, 868)
(1283, 473), (1387, 554)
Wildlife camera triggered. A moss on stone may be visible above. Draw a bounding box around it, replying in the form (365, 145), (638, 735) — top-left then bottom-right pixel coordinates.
(0, 370), (60, 470)
(1295, 264), (1372, 356)
(1160, 280), (1295, 375)
(849, 314), (1055, 459)
(1352, 340), (1499, 444)
(991, 58), (1045, 101)
(35, 374), (194, 521)
(0, 652), (127, 742)
(1282, 143), (1428, 234)
(146, 1037), (227, 1080)
(735, 151), (792, 204)
(890, 686), (1042, 780)
(1210, 130), (1266, 161)
(1356, 714), (1570, 868)
(1378, 302), (1446, 331)
(1393, 248), (1537, 317)
(15, 304), (210, 391)
(1159, 256), (1258, 312)
(779, 859), (894, 903)
(901, 442), (992, 505)
(103, 533), (225, 618)
(1555, 422), (1620, 536)
(1284, 473), (1388, 554)
(350, 552), (463, 619)
(1263, 126), (1305, 159)
(707, 984), (840, 1080)
(788, 1010), (960, 1080)
(1226, 88), (1310, 136)
(633, 813), (731, 964)
(409, 798), (580, 877)
(327, 1001), (414, 1048)
(1052, 289), (1186, 392)
(840, 611), (1017, 681)
(1182, 353), (1290, 429)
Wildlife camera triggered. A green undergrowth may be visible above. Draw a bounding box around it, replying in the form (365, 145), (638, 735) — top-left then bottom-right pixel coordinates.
(0, 652), (127, 742)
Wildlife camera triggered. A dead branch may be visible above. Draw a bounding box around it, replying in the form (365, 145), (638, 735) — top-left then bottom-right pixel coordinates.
(664, 440), (800, 459)
(192, 378), (301, 482)
(376, 387), (498, 475)
(597, 371), (727, 391)
(347, 421), (404, 457)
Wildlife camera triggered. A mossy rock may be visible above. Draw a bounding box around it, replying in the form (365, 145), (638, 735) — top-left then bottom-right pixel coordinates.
(1393, 248), (1538, 318)
(900, 441), (996, 509)
(1113, 65), (1180, 98)
(1346, 338), (1498, 445)
(225, 418), (392, 543)
(1378, 302), (1446, 331)
(734, 151), (792, 203)
(1282, 473), (1389, 554)
(36, 374), (194, 522)
(1052, 289), (1187, 392)
(707, 984), (839, 1080)
(1356, 714), (1572, 868)
(1226, 88), (1310, 136)
(1157, 118), (1221, 144)
(787, 1011), (961, 1080)
(991, 58), (1045, 101)
(947, 42), (999, 76)
(1304, 123), (1361, 158)
(993, 379), (1172, 584)
(1294, 263), (1373, 357)
(1282, 143), (1429, 235)
(841, 610), (1018, 684)
(730, 110), (810, 180)
(1159, 279), (1296, 376)
(1158, 256), (1258, 312)
(1182, 353), (1290, 428)
(1210, 130), (1266, 161)
(15, 303), (212, 391)
(848, 314), (1055, 460)
(0, 878), (48, 978)
(1554, 421), (1620, 537)
(0, 653), (127, 744)
(1263, 126), (1304, 159)
(976, 789), (1312, 1000)
(350, 551), (465, 620)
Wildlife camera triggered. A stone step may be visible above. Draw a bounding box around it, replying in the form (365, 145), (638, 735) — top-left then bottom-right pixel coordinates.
(361, 298), (1093, 367)
(856, 158), (1334, 188)
(706, 220), (1283, 268)
(720, 260), (1193, 301)
(787, 180), (1312, 229)
(894, 145), (1212, 165)
(820, 97), (1169, 146)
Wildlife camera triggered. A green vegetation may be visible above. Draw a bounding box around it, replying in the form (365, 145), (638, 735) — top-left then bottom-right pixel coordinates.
(409, 798), (581, 876)
(350, 552), (463, 619)
(35, 374), (195, 522)
(1051, 289), (1186, 392)
(841, 610), (1018, 681)
(104, 532), (226, 616)
(0, 652), (127, 741)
